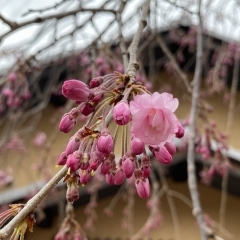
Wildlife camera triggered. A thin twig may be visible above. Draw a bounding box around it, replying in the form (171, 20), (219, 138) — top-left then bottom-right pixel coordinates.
(0, 166), (68, 239)
(156, 34), (192, 93)
(187, 0), (207, 239)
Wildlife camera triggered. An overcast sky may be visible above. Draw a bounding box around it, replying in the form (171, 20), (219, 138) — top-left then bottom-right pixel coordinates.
(0, 0), (239, 73)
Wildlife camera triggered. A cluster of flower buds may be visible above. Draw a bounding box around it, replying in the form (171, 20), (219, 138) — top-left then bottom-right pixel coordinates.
(58, 71), (184, 199)
(0, 72), (31, 115)
(55, 203), (87, 240)
(67, 51), (152, 90)
(195, 123), (232, 185)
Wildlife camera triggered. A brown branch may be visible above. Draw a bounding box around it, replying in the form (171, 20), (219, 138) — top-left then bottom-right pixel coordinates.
(186, 0), (207, 239)
(126, 0), (150, 80)
(162, 0), (196, 15)
(0, 8), (116, 43)
(156, 34), (192, 93)
(0, 14), (18, 29)
(117, 0), (129, 71)
(0, 166), (68, 239)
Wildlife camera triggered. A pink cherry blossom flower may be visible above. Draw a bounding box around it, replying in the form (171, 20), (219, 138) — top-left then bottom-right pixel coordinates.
(33, 132), (47, 146)
(130, 92), (179, 145)
(62, 79), (90, 102)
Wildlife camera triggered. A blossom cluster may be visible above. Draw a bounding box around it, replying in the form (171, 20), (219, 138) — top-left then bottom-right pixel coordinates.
(58, 72), (184, 200)
(0, 72), (31, 115)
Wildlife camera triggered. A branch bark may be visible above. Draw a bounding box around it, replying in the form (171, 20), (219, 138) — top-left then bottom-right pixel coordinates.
(186, 0), (207, 239)
(0, 166), (68, 239)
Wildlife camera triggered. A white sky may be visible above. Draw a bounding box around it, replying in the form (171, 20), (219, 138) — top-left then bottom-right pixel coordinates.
(0, 0), (240, 73)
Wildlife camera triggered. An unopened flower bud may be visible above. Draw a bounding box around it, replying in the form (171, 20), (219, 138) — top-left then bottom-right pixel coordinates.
(66, 173), (79, 202)
(58, 152), (67, 165)
(106, 171), (116, 185)
(79, 170), (91, 185)
(114, 168), (125, 185)
(90, 77), (104, 88)
(130, 137), (145, 155)
(97, 134), (114, 155)
(101, 160), (112, 175)
(135, 178), (150, 198)
(59, 114), (76, 133)
(8, 72), (17, 82)
(152, 146), (172, 164)
(165, 141), (176, 155)
(113, 100), (130, 125)
(81, 102), (95, 116)
(122, 157), (136, 178)
(62, 79), (90, 102)
(66, 151), (82, 172)
(176, 122), (184, 138)
(65, 137), (80, 156)
(141, 154), (151, 178)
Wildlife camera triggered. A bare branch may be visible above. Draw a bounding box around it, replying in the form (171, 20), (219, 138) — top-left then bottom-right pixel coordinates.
(126, 0), (150, 80)
(186, 0), (207, 239)
(0, 14), (18, 29)
(0, 166), (68, 239)
(156, 34), (192, 93)
(0, 7), (116, 43)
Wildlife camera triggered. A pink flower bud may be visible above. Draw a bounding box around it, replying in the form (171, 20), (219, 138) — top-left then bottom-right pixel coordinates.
(59, 114), (76, 133)
(66, 173), (79, 202)
(113, 100), (130, 125)
(90, 77), (104, 88)
(114, 168), (125, 185)
(92, 94), (103, 104)
(152, 146), (172, 164)
(66, 151), (82, 172)
(58, 152), (67, 165)
(130, 137), (145, 155)
(90, 151), (104, 169)
(62, 79), (90, 102)
(33, 132), (46, 146)
(79, 170), (91, 185)
(164, 141), (176, 155)
(65, 137), (80, 156)
(176, 122), (184, 138)
(23, 90), (31, 100)
(141, 154), (151, 178)
(97, 134), (114, 155)
(135, 178), (150, 198)
(2, 88), (12, 97)
(79, 153), (89, 170)
(8, 72), (17, 82)
(81, 102), (95, 116)
(122, 157), (136, 178)
(101, 160), (112, 175)
(106, 171), (116, 185)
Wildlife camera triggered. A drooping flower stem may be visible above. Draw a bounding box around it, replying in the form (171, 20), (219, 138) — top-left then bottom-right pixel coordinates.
(187, 0), (207, 239)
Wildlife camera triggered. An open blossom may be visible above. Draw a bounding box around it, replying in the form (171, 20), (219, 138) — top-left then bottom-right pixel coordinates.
(130, 92), (179, 145)
(62, 79), (90, 102)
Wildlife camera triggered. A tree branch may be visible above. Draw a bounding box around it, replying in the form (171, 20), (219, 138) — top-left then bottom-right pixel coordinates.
(186, 0), (207, 239)
(0, 166), (68, 239)
(126, 0), (150, 81)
